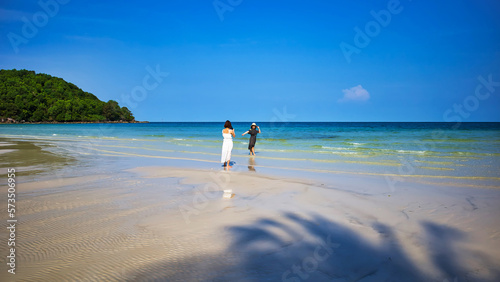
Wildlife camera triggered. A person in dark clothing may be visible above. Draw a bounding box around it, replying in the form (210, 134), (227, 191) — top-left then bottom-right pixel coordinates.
(242, 123), (261, 155)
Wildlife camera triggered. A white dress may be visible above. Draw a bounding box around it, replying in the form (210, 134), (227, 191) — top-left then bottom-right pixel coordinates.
(221, 129), (233, 163)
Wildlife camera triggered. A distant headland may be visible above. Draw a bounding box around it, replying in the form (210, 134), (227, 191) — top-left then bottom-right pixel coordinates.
(0, 69), (146, 123)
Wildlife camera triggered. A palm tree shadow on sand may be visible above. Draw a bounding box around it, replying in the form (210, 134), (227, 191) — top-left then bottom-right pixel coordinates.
(222, 213), (427, 281)
(129, 213), (500, 281)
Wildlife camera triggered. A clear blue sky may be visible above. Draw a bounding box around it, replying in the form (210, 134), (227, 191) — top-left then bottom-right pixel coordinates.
(1, 0), (499, 122)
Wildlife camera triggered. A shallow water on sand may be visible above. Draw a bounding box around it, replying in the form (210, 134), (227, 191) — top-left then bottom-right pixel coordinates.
(1, 122), (499, 188)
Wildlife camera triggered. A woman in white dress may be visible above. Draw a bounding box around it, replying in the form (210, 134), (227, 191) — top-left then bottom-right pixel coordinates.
(221, 120), (235, 167)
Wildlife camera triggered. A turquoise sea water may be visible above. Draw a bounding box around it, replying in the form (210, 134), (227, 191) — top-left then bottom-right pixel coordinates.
(1, 122), (499, 188)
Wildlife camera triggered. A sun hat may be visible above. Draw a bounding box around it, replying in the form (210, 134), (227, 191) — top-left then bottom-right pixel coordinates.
(251, 123), (257, 126)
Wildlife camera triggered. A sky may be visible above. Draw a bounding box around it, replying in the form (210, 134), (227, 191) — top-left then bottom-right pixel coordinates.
(1, 0), (499, 122)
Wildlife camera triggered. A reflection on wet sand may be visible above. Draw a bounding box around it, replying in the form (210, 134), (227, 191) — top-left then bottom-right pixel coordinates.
(248, 157), (256, 172)
(0, 138), (74, 177)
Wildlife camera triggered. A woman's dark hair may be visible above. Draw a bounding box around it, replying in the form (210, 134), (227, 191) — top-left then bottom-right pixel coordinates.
(224, 120), (232, 128)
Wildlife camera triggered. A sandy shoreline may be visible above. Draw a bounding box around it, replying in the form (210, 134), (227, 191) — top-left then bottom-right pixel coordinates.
(0, 161), (499, 281)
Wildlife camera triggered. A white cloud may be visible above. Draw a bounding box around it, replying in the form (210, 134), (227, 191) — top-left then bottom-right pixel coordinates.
(338, 85), (370, 103)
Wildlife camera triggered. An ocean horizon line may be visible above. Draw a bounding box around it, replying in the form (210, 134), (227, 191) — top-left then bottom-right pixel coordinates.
(3, 120), (500, 124)
(3, 121), (500, 125)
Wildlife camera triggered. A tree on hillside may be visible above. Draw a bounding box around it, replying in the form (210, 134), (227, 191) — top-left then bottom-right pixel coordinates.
(0, 69), (135, 122)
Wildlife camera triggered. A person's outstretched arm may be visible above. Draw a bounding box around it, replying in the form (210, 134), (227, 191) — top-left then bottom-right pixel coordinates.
(257, 126), (261, 133)
(242, 131), (249, 136)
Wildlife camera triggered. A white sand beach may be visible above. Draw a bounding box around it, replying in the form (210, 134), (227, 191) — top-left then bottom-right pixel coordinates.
(1, 162), (499, 281)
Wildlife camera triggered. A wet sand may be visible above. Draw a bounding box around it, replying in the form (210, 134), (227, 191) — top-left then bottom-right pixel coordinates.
(0, 139), (500, 281)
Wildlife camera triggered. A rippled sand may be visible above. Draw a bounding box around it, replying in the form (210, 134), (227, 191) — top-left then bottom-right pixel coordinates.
(0, 169), (229, 281)
(1, 164), (500, 281)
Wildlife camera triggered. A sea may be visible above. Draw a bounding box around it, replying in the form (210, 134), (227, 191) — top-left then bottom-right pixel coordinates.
(1, 122), (499, 189)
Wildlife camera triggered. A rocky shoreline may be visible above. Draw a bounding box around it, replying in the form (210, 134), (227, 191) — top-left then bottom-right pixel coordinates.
(0, 118), (149, 124)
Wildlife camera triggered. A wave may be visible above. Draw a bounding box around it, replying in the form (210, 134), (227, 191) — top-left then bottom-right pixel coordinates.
(314, 146), (352, 151)
(418, 166), (455, 171)
(421, 138), (477, 143)
(396, 150), (427, 154)
(259, 138), (289, 142)
(414, 160), (462, 166)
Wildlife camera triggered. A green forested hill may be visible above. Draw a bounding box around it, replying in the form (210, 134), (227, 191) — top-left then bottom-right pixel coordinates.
(0, 69), (134, 122)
